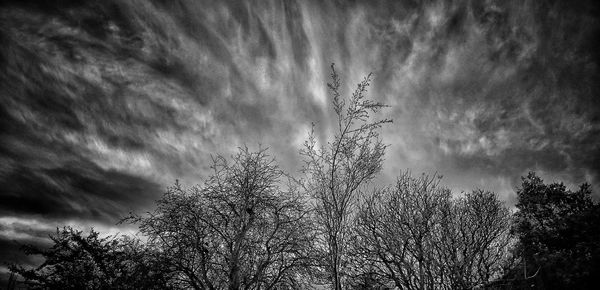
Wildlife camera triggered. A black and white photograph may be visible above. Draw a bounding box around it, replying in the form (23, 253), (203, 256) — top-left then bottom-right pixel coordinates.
(1, 0), (599, 289)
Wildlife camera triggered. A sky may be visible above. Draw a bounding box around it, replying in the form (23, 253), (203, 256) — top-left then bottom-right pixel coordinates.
(1, 0), (599, 275)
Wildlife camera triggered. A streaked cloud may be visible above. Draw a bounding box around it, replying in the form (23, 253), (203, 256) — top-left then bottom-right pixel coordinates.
(0, 0), (598, 268)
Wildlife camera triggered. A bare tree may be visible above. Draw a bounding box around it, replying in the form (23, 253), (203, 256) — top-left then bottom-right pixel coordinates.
(127, 147), (314, 290)
(351, 172), (514, 289)
(435, 190), (515, 289)
(300, 64), (391, 289)
(352, 172), (450, 289)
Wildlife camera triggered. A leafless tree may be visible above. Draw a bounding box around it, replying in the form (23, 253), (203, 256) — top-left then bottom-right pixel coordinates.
(351, 172), (450, 289)
(435, 190), (515, 289)
(351, 172), (514, 289)
(127, 147), (314, 290)
(300, 64), (391, 289)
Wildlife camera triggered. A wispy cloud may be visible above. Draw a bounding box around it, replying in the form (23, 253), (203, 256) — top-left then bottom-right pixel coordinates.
(0, 0), (598, 257)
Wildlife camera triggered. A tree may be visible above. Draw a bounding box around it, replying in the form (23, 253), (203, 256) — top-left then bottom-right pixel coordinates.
(9, 227), (172, 290)
(435, 189), (514, 289)
(127, 147), (314, 290)
(512, 172), (600, 289)
(300, 64), (391, 289)
(351, 172), (514, 289)
(351, 172), (451, 289)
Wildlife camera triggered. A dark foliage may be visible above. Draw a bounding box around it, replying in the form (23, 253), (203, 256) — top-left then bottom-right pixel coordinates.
(8, 227), (172, 289)
(511, 172), (600, 289)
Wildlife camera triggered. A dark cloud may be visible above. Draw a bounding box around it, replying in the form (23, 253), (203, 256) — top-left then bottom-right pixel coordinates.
(0, 0), (599, 269)
(0, 163), (162, 222)
(0, 237), (43, 286)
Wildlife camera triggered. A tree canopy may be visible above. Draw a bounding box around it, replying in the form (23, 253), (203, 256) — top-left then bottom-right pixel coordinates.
(9, 227), (172, 290)
(126, 147), (315, 290)
(350, 172), (514, 289)
(511, 172), (600, 289)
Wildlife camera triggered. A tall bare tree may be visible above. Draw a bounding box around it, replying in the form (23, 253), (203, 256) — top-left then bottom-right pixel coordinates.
(127, 147), (314, 290)
(300, 64), (391, 289)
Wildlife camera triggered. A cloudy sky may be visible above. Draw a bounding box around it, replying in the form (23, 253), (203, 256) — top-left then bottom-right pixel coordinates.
(1, 0), (599, 274)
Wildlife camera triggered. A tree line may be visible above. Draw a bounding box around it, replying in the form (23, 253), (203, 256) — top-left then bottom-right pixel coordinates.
(7, 65), (600, 289)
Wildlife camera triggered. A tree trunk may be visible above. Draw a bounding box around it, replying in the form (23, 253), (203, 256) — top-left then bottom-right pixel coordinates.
(229, 262), (240, 290)
(330, 234), (342, 290)
(333, 256), (342, 290)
